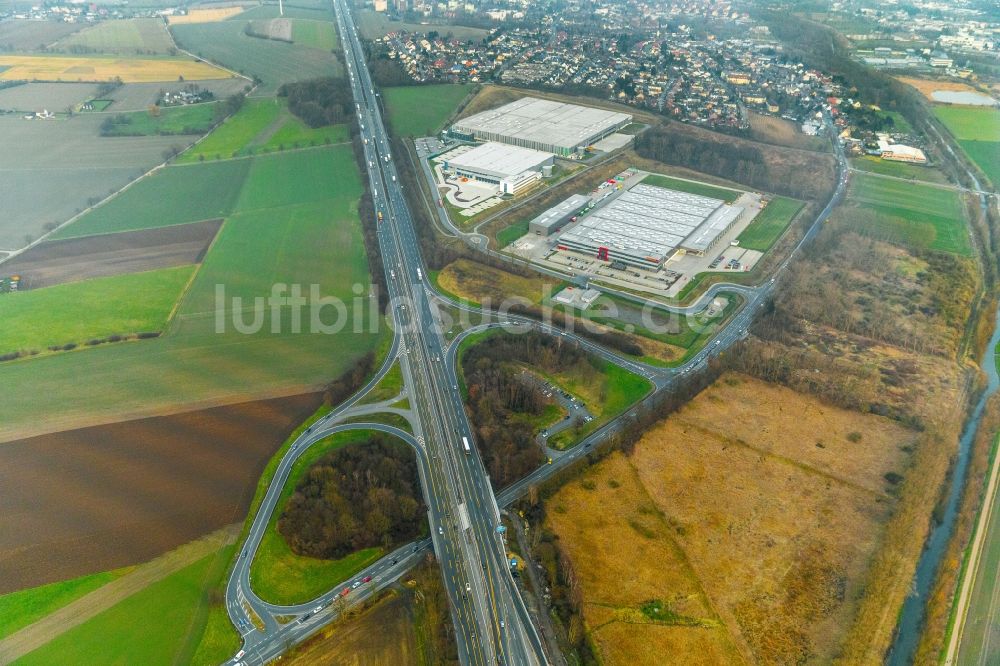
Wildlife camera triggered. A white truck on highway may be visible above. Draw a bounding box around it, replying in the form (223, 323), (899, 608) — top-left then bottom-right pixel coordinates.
(416, 268), (423, 281)
(462, 436), (471, 454)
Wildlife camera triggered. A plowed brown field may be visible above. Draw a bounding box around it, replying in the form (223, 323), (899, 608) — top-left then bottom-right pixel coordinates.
(1, 219), (221, 289)
(0, 392), (321, 594)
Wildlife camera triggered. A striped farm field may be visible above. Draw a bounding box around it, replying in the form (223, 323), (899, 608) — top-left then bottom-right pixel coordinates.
(0, 54), (231, 83)
(934, 105), (1000, 188)
(53, 18), (175, 55)
(166, 6), (246, 24)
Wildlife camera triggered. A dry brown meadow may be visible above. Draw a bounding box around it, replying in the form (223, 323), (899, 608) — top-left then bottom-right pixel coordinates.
(546, 373), (918, 664)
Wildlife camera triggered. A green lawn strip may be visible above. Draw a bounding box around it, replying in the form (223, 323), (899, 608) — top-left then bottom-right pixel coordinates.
(382, 84), (474, 137)
(291, 19), (338, 50)
(178, 98), (284, 162)
(850, 155), (947, 183)
(14, 547), (231, 666)
(344, 412), (413, 433)
(360, 360), (403, 404)
(0, 568), (132, 640)
(735, 197), (804, 251)
(51, 159), (252, 238)
(641, 173), (740, 203)
(189, 600), (241, 666)
(0, 265), (195, 355)
(496, 220), (529, 248)
(102, 103), (218, 137)
(249, 430), (388, 605)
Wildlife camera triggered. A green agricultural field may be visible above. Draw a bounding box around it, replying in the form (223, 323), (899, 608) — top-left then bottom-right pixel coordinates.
(934, 105), (1000, 187)
(0, 567), (130, 640)
(249, 430), (388, 605)
(170, 21), (341, 96)
(849, 173), (971, 255)
(179, 97), (283, 162)
(850, 155), (948, 183)
(383, 84), (474, 137)
(101, 103), (217, 136)
(233, 143), (354, 210)
(736, 197), (803, 251)
(292, 20), (337, 50)
(960, 140), (1000, 189)
(51, 159), (251, 239)
(642, 173), (740, 203)
(934, 105), (1000, 142)
(0, 146), (382, 442)
(0, 265), (195, 355)
(15, 546), (233, 666)
(179, 97), (349, 161)
(53, 18), (175, 54)
(262, 116), (349, 150)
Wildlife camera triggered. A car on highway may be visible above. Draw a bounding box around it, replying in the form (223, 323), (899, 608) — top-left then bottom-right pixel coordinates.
(438, 525), (444, 535)
(362, 575), (373, 583)
(352, 580), (361, 589)
(340, 588), (350, 597)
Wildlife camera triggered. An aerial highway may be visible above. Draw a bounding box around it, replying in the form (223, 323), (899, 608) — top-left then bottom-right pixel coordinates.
(222, 2), (850, 661)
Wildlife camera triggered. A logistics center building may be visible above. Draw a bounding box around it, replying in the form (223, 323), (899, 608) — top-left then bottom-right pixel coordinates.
(556, 184), (743, 269)
(450, 97), (632, 156)
(529, 194), (592, 236)
(441, 141), (554, 195)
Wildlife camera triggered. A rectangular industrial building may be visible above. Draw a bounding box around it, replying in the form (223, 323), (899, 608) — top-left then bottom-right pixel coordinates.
(450, 97), (632, 156)
(556, 183), (742, 269)
(441, 141), (553, 195)
(529, 193), (592, 236)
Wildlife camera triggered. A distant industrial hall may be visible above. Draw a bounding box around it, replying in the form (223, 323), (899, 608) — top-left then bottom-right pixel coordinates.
(449, 96), (632, 156)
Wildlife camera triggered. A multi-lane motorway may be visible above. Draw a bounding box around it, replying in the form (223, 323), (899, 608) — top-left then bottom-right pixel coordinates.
(222, 2), (849, 662)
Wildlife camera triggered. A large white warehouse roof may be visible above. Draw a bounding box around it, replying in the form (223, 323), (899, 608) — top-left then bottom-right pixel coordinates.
(451, 97), (632, 154)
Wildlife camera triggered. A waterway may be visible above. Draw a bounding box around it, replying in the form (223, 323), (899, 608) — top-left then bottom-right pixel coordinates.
(930, 90), (999, 107)
(888, 305), (1000, 664)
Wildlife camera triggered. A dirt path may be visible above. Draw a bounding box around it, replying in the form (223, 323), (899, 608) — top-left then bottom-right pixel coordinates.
(0, 524), (239, 664)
